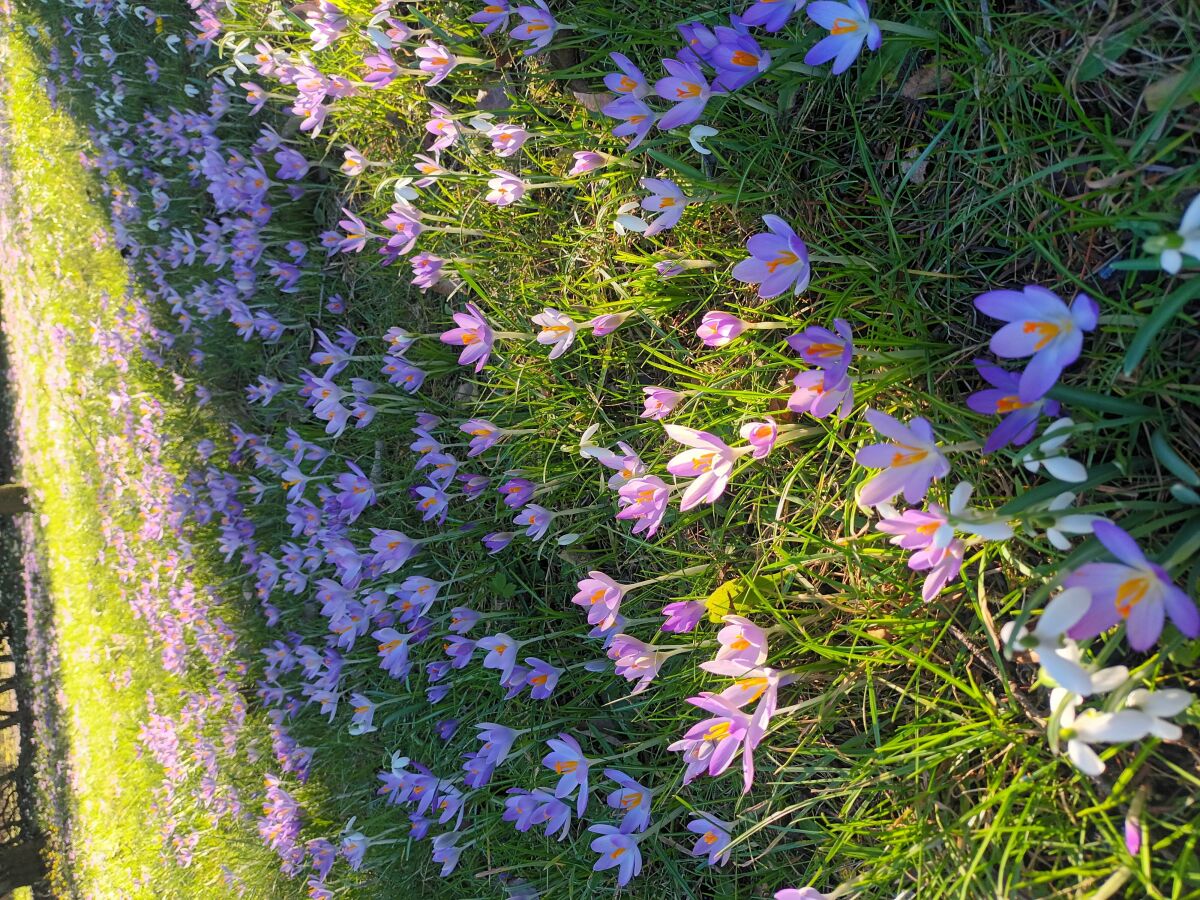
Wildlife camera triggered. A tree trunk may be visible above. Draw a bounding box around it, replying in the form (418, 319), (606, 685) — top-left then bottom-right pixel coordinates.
(0, 485), (27, 516)
(0, 839), (45, 895)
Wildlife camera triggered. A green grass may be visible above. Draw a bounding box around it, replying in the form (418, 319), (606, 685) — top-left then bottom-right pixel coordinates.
(3, 0), (1200, 897)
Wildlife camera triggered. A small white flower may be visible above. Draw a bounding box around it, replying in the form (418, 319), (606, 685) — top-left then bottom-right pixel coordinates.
(1041, 491), (1100, 551)
(1147, 194), (1200, 275)
(688, 124), (718, 155)
(1052, 686), (1152, 776)
(939, 481), (1013, 545)
(1020, 418), (1088, 483)
(1125, 688), (1194, 741)
(1000, 587), (1093, 695)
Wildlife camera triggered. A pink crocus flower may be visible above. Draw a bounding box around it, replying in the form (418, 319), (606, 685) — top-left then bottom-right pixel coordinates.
(486, 169), (526, 206)
(588, 311), (631, 335)
(542, 733), (592, 814)
(616, 475), (670, 537)
(487, 123), (529, 157)
(776, 889), (830, 900)
(588, 825), (642, 886)
(701, 615), (768, 673)
(569, 151), (607, 176)
(440, 303), (494, 372)
(669, 693), (755, 792)
(572, 572), (626, 631)
(665, 424), (737, 511)
(740, 418), (778, 459)
(641, 386), (682, 420)
(510, 1), (560, 55)
(733, 215), (811, 297)
(1065, 520), (1200, 651)
(788, 369), (854, 420)
(697, 311), (747, 347)
(425, 103), (462, 151)
(687, 816), (733, 866)
(855, 409), (950, 508)
(607, 634), (670, 695)
(662, 600), (705, 633)
(416, 41), (457, 85)
(532, 308), (577, 358)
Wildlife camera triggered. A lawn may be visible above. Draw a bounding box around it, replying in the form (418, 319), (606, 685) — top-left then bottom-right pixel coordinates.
(1, 0), (1198, 897)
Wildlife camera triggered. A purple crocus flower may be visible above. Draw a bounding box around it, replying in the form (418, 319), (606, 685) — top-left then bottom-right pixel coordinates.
(639, 178), (692, 236)
(461, 418), (502, 456)
(588, 825), (642, 886)
(605, 52), (650, 98)
(654, 59), (712, 130)
(449, 607), (480, 634)
(662, 600), (705, 633)
(710, 29), (771, 92)
(967, 359), (1061, 453)
(470, 1), (511, 35)
(678, 22), (720, 66)
(742, 0), (804, 32)
(788, 318), (853, 383)
(498, 477), (535, 508)
(542, 733), (591, 815)
(483, 531), (515, 554)
(665, 425), (737, 511)
(444, 636), (476, 669)
(974, 285), (1098, 402)
(510, 1), (559, 55)
(363, 50), (399, 89)
(855, 410), (950, 508)
(804, 0), (882, 75)
(788, 368), (854, 420)
(477, 632), (520, 683)
(410, 252), (444, 291)
(604, 769), (653, 833)
(687, 816), (733, 866)
(440, 303), (495, 372)
(669, 693), (755, 792)
(603, 95), (656, 150)
(1065, 521), (1200, 651)
(514, 504), (553, 541)
(733, 215), (811, 297)
(740, 419), (778, 459)
(524, 657), (563, 699)
(571, 571), (626, 631)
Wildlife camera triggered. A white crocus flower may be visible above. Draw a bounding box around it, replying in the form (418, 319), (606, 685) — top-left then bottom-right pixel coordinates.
(688, 124), (718, 155)
(614, 200), (648, 234)
(936, 481), (1013, 546)
(1020, 418), (1087, 483)
(1000, 587), (1093, 695)
(1125, 688), (1194, 741)
(1042, 491), (1100, 550)
(1145, 194), (1200, 274)
(1052, 686), (1153, 776)
(531, 308), (577, 359)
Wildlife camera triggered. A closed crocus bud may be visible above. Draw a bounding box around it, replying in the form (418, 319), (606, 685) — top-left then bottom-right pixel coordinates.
(588, 311), (632, 336)
(641, 386), (682, 420)
(569, 150), (607, 176)
(697, 311), (747, 347)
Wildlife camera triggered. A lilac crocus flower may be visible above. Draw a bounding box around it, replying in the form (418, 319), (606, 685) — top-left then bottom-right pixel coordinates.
(697, 311), (747, 347)
(804, 0), (882, 75)
(440, 303), (495, 372)
(855, 410), (950, 507)
(608, 634), (669, 695)
(510, 1), (559, 55)
(639, 178), (693, 236)
(524, 657), (563, 699)
(733, 215), (811, 297)
(416, 41), (457, 86)
(571, 571), (626, 631)
(742, 0), (804, 32)
(655, 59), (712, 130)
(477, 632), (520, 683)
(569, 151), (607, 176)
(487, 123), (529, 157)
(486, 169), (526, 206)
(788, 369), (854, 420)
(483, 531), (515, 553)
(740, 419), (778, 459)
(470, 1), (510, 35)
(605, 52), (650, 98)
(1065, 521), (1200, 651)
(543, 733), (591, 814)
(514, 504), (553, 540)
(476, 722), (520, 767)
(967, 359), (1061, 453)
(532, 308), (577, 358)
(588, 825), (642, 886)
(665, 424), (737, 511)
(604, 769), (652, 833)
(604, 95), (656, 150)
(410, 252), (444, 291)
(642, 386), (682, 420)
(974, 285), (1099, 402)
(662, 599), (705, 633)
(788, 318), (853, 383)
(449, 607), (480, 634)
(669, 693), (755, 792)
(461, 418), (503, 456)
(589, 311), (631, 335)
(687, 816), (733, 866)
(363, 50), (400, 88)
(776, 890), (830, 900)
(617, 475), (670, 537)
